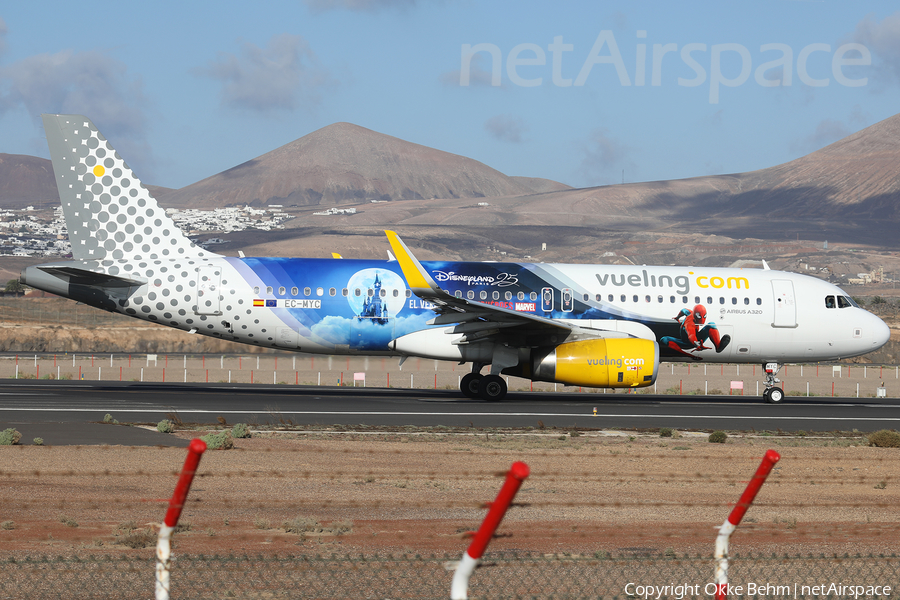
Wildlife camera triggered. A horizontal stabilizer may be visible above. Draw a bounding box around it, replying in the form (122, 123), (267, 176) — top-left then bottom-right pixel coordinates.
(37, 266), (145, 288)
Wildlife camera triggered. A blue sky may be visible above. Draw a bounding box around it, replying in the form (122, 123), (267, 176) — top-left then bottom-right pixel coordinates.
(1, 1), (899, 191)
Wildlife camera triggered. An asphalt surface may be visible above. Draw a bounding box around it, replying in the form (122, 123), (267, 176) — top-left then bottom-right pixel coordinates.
(1, 380), (899, 445)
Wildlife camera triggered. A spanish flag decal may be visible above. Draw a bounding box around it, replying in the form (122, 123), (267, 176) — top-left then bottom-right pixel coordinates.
(253, 299), (264, 307)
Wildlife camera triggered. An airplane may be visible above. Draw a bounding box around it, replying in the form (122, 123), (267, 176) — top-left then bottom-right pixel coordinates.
(21, 114), (891, 404)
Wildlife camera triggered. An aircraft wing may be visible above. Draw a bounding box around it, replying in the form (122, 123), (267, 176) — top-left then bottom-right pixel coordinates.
(385, 231), (586, 345)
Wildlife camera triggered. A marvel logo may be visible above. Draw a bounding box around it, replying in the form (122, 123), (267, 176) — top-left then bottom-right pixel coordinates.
(515, 302), (536, 312)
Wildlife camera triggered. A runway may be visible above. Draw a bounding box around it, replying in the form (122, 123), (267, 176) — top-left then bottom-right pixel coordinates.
(1, 381), (899, 444)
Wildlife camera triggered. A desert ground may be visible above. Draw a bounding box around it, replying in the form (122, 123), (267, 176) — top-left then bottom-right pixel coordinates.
(0, 428), (898, 560)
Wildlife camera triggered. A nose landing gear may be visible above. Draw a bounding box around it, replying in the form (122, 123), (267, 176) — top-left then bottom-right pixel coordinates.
(762, 362), (784, 404)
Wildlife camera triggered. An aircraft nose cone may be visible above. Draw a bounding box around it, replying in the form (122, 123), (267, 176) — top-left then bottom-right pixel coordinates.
(873, 315), (891, 349)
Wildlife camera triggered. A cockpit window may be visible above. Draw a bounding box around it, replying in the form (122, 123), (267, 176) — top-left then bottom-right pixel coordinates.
(825, 295), (836, 309)
(837, 296), (854, 309)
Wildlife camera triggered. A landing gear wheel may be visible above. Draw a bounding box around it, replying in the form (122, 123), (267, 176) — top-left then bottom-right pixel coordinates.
(460, 373), (482, 399)
(478, 374), (507, 401)
(764, 387), (784, 404)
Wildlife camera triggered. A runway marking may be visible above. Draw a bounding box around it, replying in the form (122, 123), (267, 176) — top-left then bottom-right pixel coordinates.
(0, 407), (899, 421)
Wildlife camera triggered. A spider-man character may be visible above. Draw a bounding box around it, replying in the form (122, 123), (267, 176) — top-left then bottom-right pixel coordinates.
(660, 304), (731, 361)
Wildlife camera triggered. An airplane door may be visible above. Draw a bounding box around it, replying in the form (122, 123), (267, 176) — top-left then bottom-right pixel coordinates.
(771, 279), (796, 328)
(195, 265), (222, 316)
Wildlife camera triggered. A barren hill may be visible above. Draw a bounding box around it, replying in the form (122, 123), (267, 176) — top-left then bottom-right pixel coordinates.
(535, 112), (900, 223)
(0, 153), (58, 208)
(158, 122), (558, 208)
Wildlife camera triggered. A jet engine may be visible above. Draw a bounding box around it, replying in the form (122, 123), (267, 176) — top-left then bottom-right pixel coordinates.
(532, 338), (659, 388)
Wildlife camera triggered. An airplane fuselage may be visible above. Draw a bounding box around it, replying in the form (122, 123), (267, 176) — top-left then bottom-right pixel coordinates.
(24, 255), (889, 365)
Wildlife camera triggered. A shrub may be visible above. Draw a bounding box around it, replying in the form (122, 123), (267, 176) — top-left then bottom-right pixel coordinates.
(659, 427), (673, 438)
(157, 419), (175, 434)
(119, 528), (155, 549)
(33, 437), (44, 446)
(201, 430), (234, 450)
(708, 430), (728, 444)
(868, 429), (900, 448)
(103, 413), (114, 423)
(231, 423), (251, 439)
(58, 515), (78, 528)
(0, 521), (14, 530)
(116, 520), (137, 533)
(282, 516), (322, 534)
(0, 429), (21, 445)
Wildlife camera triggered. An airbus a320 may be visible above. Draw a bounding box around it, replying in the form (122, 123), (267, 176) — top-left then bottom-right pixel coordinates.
(22, 114), (891, 403)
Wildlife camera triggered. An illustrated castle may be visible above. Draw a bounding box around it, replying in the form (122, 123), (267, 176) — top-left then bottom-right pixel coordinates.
(358, 272), (390, 325)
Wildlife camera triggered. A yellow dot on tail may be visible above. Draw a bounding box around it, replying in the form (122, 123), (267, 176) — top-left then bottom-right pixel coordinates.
(93, 165), (105, 177)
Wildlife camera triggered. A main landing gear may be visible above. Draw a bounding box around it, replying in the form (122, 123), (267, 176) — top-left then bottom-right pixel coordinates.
(762, 362), (784, 404)
(460, 364), (508, 401)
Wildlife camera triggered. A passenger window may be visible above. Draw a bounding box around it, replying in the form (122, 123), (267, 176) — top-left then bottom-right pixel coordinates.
(266, 286), (273, 295)
(506, 291), (513, 301)
(517, 292), (525, 300)
(645, 295), (651, 303)
(825, 295), (836, 309)
(405, 290), (411, 298)
(380, 288), (386, 297)
(467, 290), (475, 300)
(480, 291), (487, 300)
(394, 289), (400, 297)
(492, 291), (499, 300)
(595, 294), (602, 302)
(454, 290), (462, 298)
(253, 286), (260, 295)
(291, 286), (299, 296)
(695, 296), (701, 304)
(584, 293), (590, 302)
(530, 292), (537, 301)
(329, 288), (336, 296)
(621, 294), (626, 302)
(355, 288), (361, 297)
(303, 287), (311, 296)
(707, 296), (713, 304)
(342, 288), (348, 297)
(756, 298), (762, 305)
(837, 296), (852, 308)
(278, 286), (286, 295)
(682, 296), (688, 304)
(658, 295), (663, 303)
(633, 295), (639, 302)
(731, 297), (737, 305)
(719, 297), (725, 305)
(743, 297), (749, 305)
(367, 288), (374, 297)
(608, 294), (614, 302)
(669, 296), (675, 303)
(317, 287), (324, 296)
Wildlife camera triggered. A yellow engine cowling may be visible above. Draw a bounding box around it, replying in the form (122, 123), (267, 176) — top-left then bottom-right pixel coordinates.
(533, 338), (659, 388)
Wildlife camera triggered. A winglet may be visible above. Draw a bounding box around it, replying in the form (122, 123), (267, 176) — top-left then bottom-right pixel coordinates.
(762, 260), (771, 271)
(332, 253), (343, 259)
(385, 230), (439, 295)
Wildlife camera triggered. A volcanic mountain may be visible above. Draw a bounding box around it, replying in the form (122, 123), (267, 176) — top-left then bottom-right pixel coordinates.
(158, 122), (568, 208)
(0, 154), (58, 209)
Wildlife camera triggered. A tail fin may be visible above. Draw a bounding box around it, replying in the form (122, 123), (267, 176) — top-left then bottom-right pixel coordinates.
(41, 114), (211, 262)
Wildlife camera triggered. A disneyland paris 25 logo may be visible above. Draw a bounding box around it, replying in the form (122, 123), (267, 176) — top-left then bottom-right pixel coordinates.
(433, 271), (519, 287)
